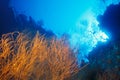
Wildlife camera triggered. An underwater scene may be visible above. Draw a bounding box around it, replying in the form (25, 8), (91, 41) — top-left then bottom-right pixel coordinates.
(0, 0), (120, 80)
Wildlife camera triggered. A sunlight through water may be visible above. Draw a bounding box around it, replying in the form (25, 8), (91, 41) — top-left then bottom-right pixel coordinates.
(69, 10), (109, 64)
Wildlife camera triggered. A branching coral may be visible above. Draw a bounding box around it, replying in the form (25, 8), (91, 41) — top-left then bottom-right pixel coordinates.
(0, 32), (79, 80)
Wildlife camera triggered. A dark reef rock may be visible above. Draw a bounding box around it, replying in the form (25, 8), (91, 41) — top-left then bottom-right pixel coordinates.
(98, 3), (120, 40)
(0, 0), (55, 38)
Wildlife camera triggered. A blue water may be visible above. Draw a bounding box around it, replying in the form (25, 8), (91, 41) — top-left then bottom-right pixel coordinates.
(10, 0), (120, 64)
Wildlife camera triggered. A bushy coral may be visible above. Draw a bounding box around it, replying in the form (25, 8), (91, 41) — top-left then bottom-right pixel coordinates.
(0, 32), (79, 80)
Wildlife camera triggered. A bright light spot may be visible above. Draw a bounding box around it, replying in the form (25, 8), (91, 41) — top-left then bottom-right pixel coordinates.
(94, 31), (109, 42)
